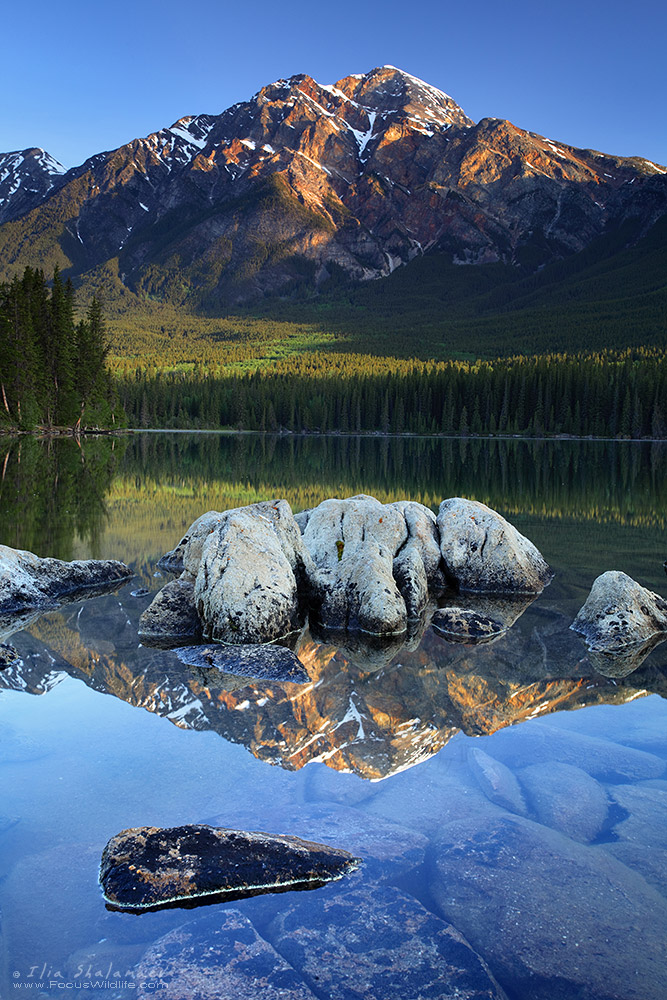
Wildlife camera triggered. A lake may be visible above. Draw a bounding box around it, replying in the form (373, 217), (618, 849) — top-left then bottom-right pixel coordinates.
(1, 433), (666, 1000)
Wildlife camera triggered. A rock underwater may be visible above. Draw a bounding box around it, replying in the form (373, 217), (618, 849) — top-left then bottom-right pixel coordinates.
(99, 824), (361, 911)
(143, 495), (552, 645)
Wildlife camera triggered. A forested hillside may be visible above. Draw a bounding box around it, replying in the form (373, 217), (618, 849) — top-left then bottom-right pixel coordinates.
(117, 349), (666, 438)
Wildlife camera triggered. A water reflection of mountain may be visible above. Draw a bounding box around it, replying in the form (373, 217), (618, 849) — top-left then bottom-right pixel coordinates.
(2, 587), (665, 780)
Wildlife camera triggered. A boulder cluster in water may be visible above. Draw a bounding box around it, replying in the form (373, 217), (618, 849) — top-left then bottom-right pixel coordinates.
(140, 495), (554, 646)
(1, 495), (666, 920)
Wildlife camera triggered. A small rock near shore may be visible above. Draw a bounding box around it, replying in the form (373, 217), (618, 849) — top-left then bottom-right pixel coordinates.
(571, 570), (667, 650)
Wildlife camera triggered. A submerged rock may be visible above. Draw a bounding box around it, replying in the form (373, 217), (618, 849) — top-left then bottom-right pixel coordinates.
(437, 498), (552, 594)
(517, 761), (609, 843)
(433, 608), (507, 645)
(267, 883), (509, 1000)
(571, 571), (667, 651)
(174, 643), (310, 684)
(0, 544), (132, 619)
(134, 909), (318, 1000)
(431, 812), (667, 1000)
(608, 784), (667, 851)
(468, 747), (528, 815)
(480, 721), (665, 782)
(205, 802), (429, 879)
(302, 494), (409, 634)
(99, 824), (360, 911)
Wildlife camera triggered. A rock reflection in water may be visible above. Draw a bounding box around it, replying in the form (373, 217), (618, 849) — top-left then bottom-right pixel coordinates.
(2, 585), (665, 782)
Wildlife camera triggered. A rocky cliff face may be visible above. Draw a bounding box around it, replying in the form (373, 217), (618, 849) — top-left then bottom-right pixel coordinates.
(1, 66), (665, 305)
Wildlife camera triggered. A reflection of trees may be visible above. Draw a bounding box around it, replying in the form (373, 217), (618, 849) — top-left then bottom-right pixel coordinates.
(0, 436), (126, 560)
(119, 434), (667, 530)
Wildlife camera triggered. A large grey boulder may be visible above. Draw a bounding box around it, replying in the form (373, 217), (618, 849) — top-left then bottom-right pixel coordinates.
(571, 571), (667, 651)
(390, 500), (446, 617)
(0, 544), (131, 620)
(194, 500), (311, 644)
(156, 509), (225, 574)
(301, 495), (409, 634)
(437, 498), (552, 594)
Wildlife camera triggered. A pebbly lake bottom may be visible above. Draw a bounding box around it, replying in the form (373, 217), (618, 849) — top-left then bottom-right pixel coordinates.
(0, 432), (666, 999)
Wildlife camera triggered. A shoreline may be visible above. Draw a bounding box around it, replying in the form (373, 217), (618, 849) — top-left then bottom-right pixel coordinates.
(2, 427), (667, 444)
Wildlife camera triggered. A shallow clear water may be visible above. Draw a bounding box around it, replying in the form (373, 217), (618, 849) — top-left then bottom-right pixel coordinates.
(0, 434), (666, 1000)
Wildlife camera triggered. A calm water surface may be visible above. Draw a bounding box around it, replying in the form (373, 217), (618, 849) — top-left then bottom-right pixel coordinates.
(0, 434), (666, 1000)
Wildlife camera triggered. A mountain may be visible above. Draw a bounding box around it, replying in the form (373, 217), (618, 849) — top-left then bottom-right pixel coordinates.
(0, 65), (666, 311)
(0, 147), (66, 223)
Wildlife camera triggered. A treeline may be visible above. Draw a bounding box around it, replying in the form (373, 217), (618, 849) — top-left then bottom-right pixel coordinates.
(117, 349), (667, 438)
(0, 267), (124, 430)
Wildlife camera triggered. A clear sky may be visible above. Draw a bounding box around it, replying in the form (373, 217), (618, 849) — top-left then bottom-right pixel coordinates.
(2, 0), (666, 168)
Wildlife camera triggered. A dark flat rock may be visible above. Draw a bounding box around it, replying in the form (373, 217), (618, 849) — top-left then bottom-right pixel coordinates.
(99, 824), (360, 911)
(267, 883), (508, 1000)
(174, 643), (310, 683)
(133, 908), (318, 999)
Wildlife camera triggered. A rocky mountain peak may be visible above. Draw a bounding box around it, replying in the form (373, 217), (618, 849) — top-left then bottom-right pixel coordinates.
(0, 147), (67, 223)
(0, 67), (665, 305)
(333, 65), (474, 129)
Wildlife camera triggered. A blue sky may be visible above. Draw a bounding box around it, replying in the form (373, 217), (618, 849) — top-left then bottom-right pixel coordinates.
(2, 0), (666, 168)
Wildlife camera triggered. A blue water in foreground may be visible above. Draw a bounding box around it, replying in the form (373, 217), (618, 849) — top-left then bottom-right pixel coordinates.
(0, 434), (666, 1000)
